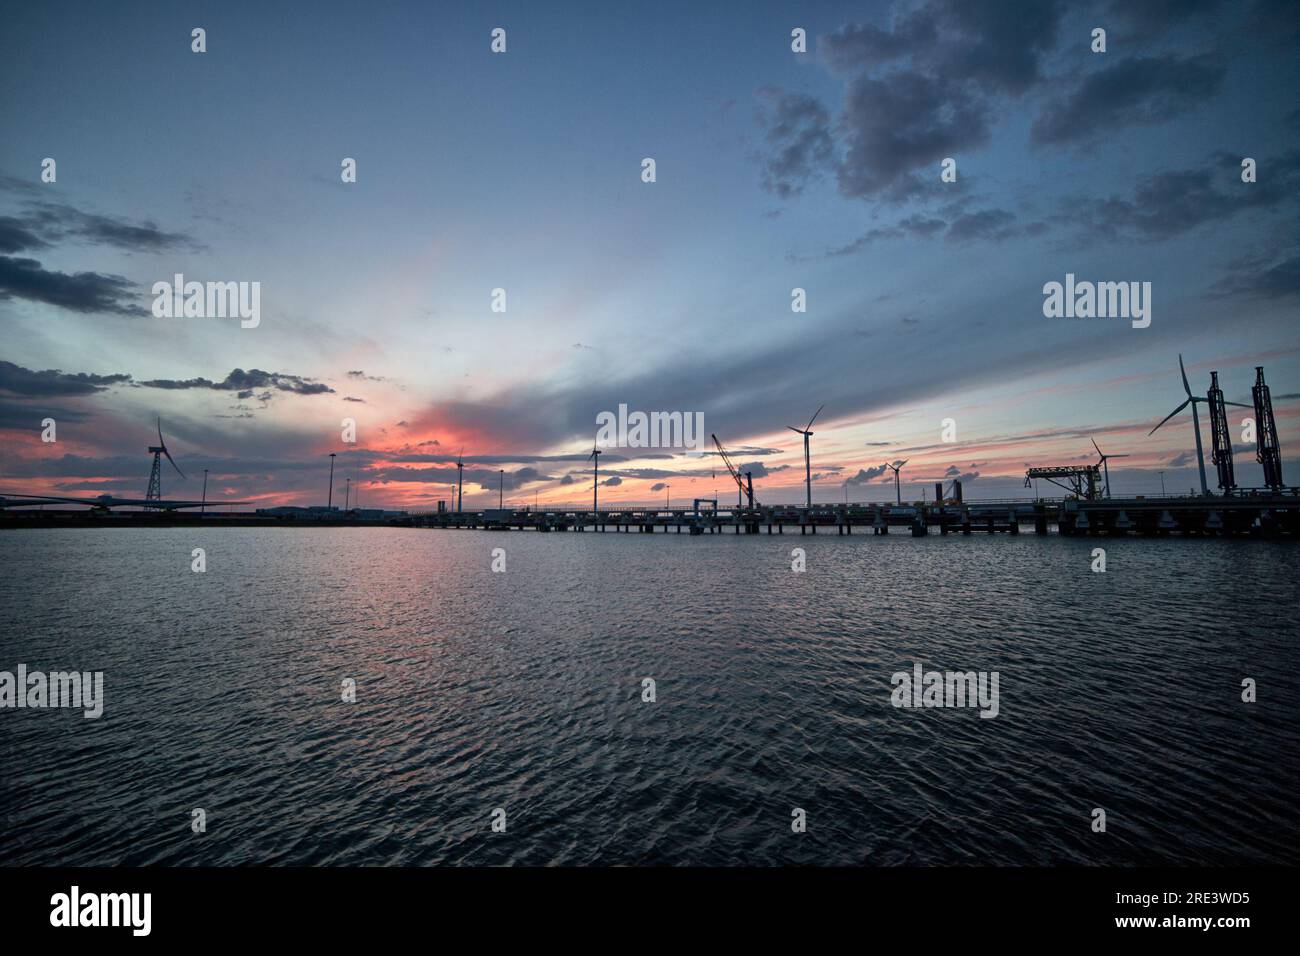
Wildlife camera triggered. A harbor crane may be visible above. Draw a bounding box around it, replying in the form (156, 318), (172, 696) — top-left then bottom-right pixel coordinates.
(1025, 464), (1102, 499)
(711, 433), (755, 508)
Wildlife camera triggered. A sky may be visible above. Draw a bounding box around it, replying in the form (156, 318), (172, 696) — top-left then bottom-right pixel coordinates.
(1, 0), (1298, 510)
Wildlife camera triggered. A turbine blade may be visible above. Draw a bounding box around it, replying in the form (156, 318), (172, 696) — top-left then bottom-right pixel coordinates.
(1225, 400), (1253, 408)
(786, 425), (805, 435)
(899, 459), (908, 467)
(1091, 438), (1102, 457)
(1110, 454), (1131, 458)
(1149, 399), (1190, 435)
(805, 404), (825, 430)
(163, 447), (186, 480)
(157, 418), (164, 447)
(1179, 354), (1192, 397)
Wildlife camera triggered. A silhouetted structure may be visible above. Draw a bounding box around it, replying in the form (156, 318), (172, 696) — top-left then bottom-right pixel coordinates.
(1253, 367), (1284, 489)
(1208, 371), (1235, 492)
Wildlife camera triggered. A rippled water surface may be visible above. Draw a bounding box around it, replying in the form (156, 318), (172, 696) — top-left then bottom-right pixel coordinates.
(2, 526), (1298, 866)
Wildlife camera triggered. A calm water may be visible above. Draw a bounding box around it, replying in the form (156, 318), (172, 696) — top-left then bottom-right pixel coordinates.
(1, 526), (1297, 866)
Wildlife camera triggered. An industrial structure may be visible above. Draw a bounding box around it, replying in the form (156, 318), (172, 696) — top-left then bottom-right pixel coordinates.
(588, 441), (602, 512)
(884, 459), (908, 505)
(1253, 366), (1284, 490)
(3, 358), (1294, 538)
(1024, 463), (1102, 499)
(711, 433), (755, 508)
(145, 419), (186, 504)
(1150, 354), (1252, 495)
(785, 405), (823, 510)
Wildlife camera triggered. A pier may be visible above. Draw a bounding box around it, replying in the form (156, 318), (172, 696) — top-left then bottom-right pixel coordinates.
(4, 493), (1297, 538)
(394, 491), (1300, 538)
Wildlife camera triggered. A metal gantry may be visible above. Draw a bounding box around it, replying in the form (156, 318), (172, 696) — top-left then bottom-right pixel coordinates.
(1253, 366), (1284, 489)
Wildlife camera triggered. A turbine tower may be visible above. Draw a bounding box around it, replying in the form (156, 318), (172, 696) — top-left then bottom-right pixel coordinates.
(1149, 356), (1251, 496)
(1252, 366), (1284, 489)
(1090, 439), (1130, 498)
(785, 404), (823, 509)
(588, 442), (602, 513)
(884, 459), (908, 505)
(456, 448), (464, 513)
(145, 418), (185, 505)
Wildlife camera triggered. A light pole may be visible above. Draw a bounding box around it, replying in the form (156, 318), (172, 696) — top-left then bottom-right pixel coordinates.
(665, 484), (670, 510)
(499, 470), (504, 509)
(1159, 470), (1166, 495)
(328, 453), (336, 509)
(201, 469), (208, 514)
(345, 477), (351, 511)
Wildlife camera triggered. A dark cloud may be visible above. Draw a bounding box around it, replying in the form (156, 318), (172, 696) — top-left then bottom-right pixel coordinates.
(650, 482), (667, 492)
(137, 368), (334, 396)
(1104, 0), (1224, 33)
(821, 1), (1064, 95)
(755, 89), (834, 198)
(1212, 253), (1300, 301)
(737, 461), (784, 479)
(806, 207), (1032, 259)
(0, 360), (131, 397)
(16, 200), (199, 254)
(0, 216), (51, 254)
(0, 193), (198, 257)
(601, 476), (623, 487)
(852, 465), (889, 481)
(945, 208), (1020, 242)
(763, 1), (1064, 201)
(0, 195), (199, 315)
(1031, 55), (1225, 147)
(0, 398), (91, 429)
(0, 255), (144, 315)
(836, 71), (989, 201)
(343, 396), (365, 403)
(1068, 151), (1300, 242)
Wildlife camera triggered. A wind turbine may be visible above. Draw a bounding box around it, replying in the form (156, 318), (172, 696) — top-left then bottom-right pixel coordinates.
(456, 448), (464, 513)
(884, 459), (908, 505)
(1149, 355), (1249, 496)
(1090, 439), (1129, 498)
(588, 442), (602, 513)
(786, 404), (824, 509)
(145, 418), (186, 505)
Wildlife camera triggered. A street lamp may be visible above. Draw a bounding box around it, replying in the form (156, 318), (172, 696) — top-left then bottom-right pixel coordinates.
(328, 453), (336, 509)
(499, 469), (504, 509)
(1158, 470), (1166, 495)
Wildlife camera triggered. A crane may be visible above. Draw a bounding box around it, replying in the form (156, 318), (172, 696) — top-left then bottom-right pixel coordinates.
(711, 433), (755, 508)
